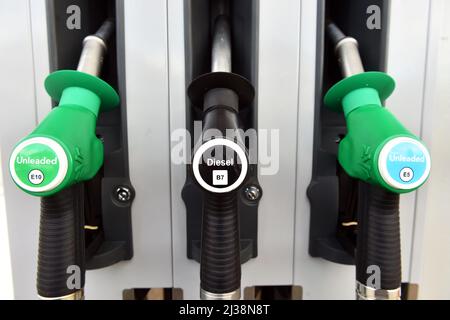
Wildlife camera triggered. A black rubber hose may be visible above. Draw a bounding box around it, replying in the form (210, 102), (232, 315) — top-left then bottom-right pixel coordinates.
(326, 22), (347, 46)
(37, 184), (85, 299)
(356, 183), (402, 290)
(200, 192), (241, 294)
(94, 19), (115, 42)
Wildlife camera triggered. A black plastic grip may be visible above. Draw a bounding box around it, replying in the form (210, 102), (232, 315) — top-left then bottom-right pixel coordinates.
(200, 192), (241, 294)
(37, 184), (85, 298)
(356, 183), (401, 290)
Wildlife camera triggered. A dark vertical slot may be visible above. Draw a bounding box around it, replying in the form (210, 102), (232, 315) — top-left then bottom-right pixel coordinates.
(307, 0), (390, 264)
(182, 0), (260, 264)
(46, 0), (133, 269)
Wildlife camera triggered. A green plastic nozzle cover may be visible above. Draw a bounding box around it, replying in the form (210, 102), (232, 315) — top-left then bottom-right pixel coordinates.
(9, 70), (119, 197)
(324, 72), (431, 194)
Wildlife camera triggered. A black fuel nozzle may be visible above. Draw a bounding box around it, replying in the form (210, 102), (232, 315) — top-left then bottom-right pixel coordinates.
(187, 2), (254, 300)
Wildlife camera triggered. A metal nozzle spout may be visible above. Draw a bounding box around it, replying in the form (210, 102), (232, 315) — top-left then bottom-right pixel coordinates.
(211, 15), (232, 73)
(77, 19), (115, 77)
(327, 22), (365, 78)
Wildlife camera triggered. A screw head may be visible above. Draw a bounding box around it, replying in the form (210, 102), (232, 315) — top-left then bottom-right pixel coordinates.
(115, 186), (132, 203)
(244, 185), (261, 201)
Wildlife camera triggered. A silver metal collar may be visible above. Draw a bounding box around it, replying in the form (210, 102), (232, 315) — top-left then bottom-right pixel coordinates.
(356, 282), (401, 300)
(200, 288), (241, 300)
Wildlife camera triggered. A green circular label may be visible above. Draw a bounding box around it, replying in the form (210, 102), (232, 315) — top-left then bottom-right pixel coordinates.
(14, 143), (60, 188)
(10, 137), (69, 194)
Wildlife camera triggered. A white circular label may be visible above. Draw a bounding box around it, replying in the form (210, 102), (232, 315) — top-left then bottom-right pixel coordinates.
(378, 137), (431, 190)
(28, 169), (45, 185)
(193, 138), (248, 193)
(9, 137), (69, 193)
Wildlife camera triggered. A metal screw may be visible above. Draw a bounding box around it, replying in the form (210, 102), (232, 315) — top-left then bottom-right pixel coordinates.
(115, 186), (132, 203)
(244, 185), (261, 201)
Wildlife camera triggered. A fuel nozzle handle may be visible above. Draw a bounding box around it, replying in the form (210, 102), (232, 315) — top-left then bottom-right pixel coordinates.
(201, 184), (242, 301)
(198, 89), (244, 301)
(325, 22), (431, 194)
(188, 2), (254, 299)
(355, 183), (402, 300)
(9, 19), (119, 197)
(37, 185), (85, 300)
(9, 19), (118, 300)
(325, 22), (431, 300)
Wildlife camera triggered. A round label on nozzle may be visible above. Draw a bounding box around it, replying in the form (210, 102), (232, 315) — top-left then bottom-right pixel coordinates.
(9, 137), (69, 194)
(378, 137), (431, 190)
(193, 138), (248, 193)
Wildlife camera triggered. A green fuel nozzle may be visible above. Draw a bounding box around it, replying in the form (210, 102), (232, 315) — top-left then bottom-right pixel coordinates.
(10, 19), (117, 301)
(9, 20), (119, 197)
(326, 22), (431, 301)
(324, 23), (431, 194)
